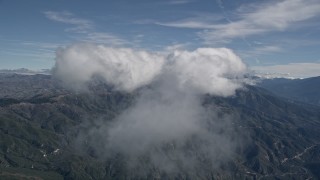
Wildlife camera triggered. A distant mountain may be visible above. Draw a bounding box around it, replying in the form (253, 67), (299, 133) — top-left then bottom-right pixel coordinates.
(0, 73), (319, 179)
(0, 68), (51, 75)
(258, 76), (320, 106)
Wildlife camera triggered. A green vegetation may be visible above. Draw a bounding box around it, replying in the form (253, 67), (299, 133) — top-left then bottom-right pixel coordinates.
(0, 74), (319, 179)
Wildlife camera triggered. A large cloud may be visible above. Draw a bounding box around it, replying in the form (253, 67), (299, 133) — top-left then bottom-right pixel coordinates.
(54, 44), (246, 95)
(168, 48), (246, 96)
(53, 44), (165, 91)
(53, 43), (248, 175)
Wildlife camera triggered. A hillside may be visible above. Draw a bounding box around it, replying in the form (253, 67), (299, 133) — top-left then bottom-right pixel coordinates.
(0, 74), (319, 179)
(258, 76), (320, 106)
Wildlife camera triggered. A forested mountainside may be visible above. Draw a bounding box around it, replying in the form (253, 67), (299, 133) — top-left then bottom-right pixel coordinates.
(0, 74), (319, 179)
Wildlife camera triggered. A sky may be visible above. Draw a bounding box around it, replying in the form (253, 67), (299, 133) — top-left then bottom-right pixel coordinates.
(0, 0), (320, 77)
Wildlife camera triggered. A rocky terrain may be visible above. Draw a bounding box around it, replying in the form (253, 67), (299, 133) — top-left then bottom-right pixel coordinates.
(0, 73), (319, 179)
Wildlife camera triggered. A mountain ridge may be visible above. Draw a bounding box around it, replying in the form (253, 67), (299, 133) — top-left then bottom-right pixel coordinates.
(0, 73), (319, 179)
(258, 76), (320, 106)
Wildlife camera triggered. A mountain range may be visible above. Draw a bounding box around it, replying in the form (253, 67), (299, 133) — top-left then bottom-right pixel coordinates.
(258, 76), (320, 106)
(0, 73), (319, 179)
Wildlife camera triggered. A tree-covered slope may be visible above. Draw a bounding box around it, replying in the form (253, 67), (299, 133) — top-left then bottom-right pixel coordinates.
(0, 74), (319, 179)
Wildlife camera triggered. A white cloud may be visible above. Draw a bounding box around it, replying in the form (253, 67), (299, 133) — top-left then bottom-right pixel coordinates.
(44, 11), (93, 33)
(44, 11), (129, 46)
(153, 13), (224, 29)
(156, 20), (215, 29)
(54, 44), (165, 91)
(53, 43), (247, 95)
(164, 43), (190, 51)
(252, 63), (320, 78)
(67, 44), (247, 173)
(168, 48), (247, 96)
(255, 46), (282, 53)
(238, 45), (283, 58)
(154, 0), (320, 43)
(166, 0), (195, 5)
(85, 32), (129, 46)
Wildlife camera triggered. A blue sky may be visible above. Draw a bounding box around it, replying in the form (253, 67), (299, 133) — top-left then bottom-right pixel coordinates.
(0, 0), (320, 77)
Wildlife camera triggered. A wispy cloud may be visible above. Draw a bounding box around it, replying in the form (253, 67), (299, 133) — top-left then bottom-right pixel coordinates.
(166, 0), (195, 5)
(236, 45), (284, 61)
(156, 20), (215, 29)
(0, 38), (63, 62)
(44, 11), (129, 46)
(152, 12), (223, 29)
(205, 0), (320, 41)
(19, 41), (63, 50)
(84, 32), (129, 46)
(154, 0), (320, 44)
(2, 50), (53, 59)
(254, 45), (283, 54)
(164, 43), (190, 51)
(252, 62), (320, 78)
(44, 11), (93, 33)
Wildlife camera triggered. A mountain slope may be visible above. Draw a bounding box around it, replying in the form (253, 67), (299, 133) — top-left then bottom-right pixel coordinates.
(0, 74), (319, 179)
(258, 76), (320, 106)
